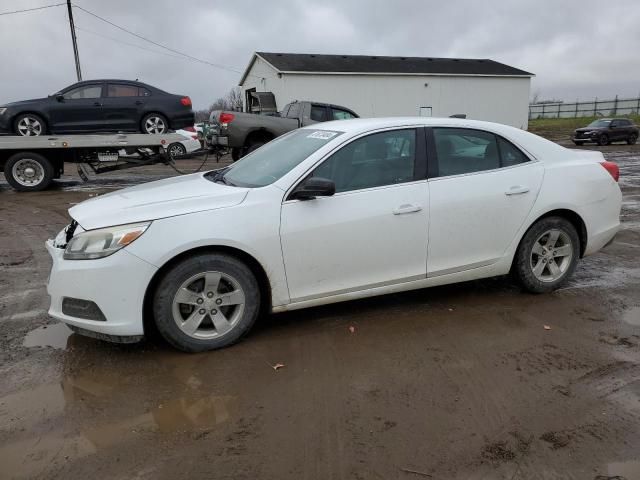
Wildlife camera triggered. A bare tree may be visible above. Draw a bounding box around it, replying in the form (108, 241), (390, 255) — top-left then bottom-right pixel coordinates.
(193, 88), (244, 123)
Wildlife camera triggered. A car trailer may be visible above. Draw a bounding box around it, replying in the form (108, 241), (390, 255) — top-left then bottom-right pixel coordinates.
(0, 133), (199, 192)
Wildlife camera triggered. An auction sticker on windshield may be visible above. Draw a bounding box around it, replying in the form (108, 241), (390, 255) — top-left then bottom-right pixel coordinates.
(307, 131), (339, 140)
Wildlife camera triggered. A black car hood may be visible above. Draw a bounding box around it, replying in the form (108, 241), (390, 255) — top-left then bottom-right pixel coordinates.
(2, 97), (49, 108)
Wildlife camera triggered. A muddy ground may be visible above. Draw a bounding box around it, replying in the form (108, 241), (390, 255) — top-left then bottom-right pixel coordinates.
(0, 143), (639, 480)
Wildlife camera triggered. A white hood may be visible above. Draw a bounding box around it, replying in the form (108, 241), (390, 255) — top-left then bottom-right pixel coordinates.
(69, 173), (249, 230)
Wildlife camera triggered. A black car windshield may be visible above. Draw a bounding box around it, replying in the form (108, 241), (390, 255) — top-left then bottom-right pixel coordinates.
(588, 120), (612, 127)
(219, 129), (343, 188)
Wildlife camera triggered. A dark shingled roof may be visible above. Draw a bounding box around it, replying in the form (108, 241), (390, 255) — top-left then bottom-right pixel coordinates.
(255, 52), (533, 77)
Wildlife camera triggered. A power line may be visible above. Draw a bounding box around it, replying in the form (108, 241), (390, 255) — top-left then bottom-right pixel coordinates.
(75, 25), (187, 60)
(0, 2), (65, 16)
(72, 4), (247, 76)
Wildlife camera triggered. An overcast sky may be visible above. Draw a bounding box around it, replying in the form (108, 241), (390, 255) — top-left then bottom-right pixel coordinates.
(1, 0), (639, 109)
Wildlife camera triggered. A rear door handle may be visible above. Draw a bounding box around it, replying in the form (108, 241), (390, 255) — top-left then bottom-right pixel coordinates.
(393, 204), (422, 215)
(93, 102), (102, 106)
(505, 186), (530, 196)
(135, 100), (143, 105)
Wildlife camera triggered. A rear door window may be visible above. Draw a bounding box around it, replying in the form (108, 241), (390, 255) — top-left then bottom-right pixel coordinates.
(107, 84), (140, 97)
(432, 128), (529, 177)
(331, 108), (357, 120)
(310, 105), (328, 122)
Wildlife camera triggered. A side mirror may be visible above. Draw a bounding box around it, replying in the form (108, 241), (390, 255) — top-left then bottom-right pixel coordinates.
(55, 94), (64, 102)
(291, 177), (335, 200)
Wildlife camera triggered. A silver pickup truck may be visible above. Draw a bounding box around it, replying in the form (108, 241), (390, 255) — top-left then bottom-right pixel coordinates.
(209, 100), (358, 160)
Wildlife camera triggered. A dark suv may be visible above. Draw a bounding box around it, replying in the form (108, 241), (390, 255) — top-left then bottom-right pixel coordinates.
(572, 118), (639, 146)
(0, 79), (194, 136)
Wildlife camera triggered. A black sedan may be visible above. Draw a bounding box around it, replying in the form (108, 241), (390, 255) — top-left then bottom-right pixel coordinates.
(572, 118), (638, 146)
(0, 79), (194, 136)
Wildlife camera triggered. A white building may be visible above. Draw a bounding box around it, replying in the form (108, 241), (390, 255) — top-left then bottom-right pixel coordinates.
(239, 52), (534, 129)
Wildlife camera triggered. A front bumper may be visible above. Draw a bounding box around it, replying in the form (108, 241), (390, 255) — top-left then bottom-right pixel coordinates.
(46, 240), (158, 337)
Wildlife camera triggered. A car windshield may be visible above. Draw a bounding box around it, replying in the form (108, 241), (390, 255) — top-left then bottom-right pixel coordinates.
(588, 120), (612, 127)
(218, 129), (343, 188)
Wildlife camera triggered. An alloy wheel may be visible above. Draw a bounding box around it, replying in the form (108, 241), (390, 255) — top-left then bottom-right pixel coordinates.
(11, 158), (45, 187)
(144, 116), (167, 134)
(171, 271), (246, 339)
(530, 229), (573, 283)
(17, 116), (43, 136)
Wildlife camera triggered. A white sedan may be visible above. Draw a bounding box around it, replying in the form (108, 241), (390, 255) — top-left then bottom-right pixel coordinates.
(46, 118), (621, 352)
(167, 127), (200, 158)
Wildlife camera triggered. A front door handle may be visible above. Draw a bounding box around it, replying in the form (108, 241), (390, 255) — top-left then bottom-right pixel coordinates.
(505, 186), (530, 196)
(135, 100), (143, 105)
(93, 102), (102, 106)
(393, 204), (422, 215)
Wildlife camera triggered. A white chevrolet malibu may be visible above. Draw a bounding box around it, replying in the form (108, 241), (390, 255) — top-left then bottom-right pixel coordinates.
(46, 118), (621, 352)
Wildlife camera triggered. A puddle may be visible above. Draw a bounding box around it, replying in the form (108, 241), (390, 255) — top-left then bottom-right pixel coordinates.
(622, 306), (640, 326)
(23, 323), (72, 349)
(605, 460), (640, 478)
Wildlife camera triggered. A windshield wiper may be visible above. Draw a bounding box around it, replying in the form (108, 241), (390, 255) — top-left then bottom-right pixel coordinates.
(221, 175), (237, 187)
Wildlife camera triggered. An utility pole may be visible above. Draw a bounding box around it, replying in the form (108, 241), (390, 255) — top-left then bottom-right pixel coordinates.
(66, 0), (82, 81)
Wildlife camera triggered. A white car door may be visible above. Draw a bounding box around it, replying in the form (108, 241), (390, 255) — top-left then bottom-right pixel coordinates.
(427, 127), (544, 276)
(280, 128), (429, 302)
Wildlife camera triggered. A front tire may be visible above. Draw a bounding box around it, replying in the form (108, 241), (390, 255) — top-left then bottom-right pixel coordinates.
(598, 133), (609, 146)
(14, 113), (47, 136)
(153, 253), (261, 352)
(141, 113), (168, 134)
(513, 217), (580, 293)
(628, 133), (638, 145)
(4, 152), (54, 191)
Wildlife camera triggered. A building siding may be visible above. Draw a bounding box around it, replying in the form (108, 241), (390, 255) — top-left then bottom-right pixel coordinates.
(241, 57), (531, 129)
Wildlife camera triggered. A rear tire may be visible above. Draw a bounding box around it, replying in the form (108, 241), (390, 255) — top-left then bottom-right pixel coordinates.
(598, 133), (609, 146)
(141, 113), (168, 134)
(513, 217), (580, 293)
(572, 140), (584, 146)
(231, 147), (241, 162)
(168, 142), (187, 159)
(628, 133), (638, 145)
(246, 142), (265, 155)
(153, 253), (261, 352)
(4, 152), (54, 191)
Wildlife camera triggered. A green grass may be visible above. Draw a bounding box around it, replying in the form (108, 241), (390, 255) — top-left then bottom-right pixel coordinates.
(528, 115), (640, 140)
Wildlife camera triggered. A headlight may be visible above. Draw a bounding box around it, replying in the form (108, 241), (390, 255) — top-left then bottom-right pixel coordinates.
(0, 108), (7, 115)
(64, 222), (150, 260)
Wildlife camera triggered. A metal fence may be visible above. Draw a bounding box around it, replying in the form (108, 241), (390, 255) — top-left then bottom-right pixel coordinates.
(529, 96), (640, 119)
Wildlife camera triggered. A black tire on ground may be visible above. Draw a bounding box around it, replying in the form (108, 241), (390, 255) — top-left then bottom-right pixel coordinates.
(13, 113), (47, 136)
(231, 147), (241, 162)
(246, 142), (266, 155)
(512, 216), (580, 294)
(628, 133), (638, 145)
(141, 113), (169, 134)
(4, 152), (55, 192)
(168, 142), (187, 159)
(598, 133), (609, 146)
(572, 140), (584, 146)
(153, 253), (261, 352)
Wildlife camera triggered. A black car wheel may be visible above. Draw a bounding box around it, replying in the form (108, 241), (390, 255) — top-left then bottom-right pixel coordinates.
(168, 142), (187, 159)
(598, 133), (609, 146)
(572, 140), (584, 146)
(628, 133), (638, 145)
(14, 113), (47, 136)
(5, 152), (54, 191)
(141, 113), (168, 134)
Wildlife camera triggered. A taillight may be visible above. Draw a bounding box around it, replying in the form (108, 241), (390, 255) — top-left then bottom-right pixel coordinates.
(183, 126), (195, 132)
(180, 96), (192, 107)
(219, 112), (235, 124)
(600, 161), (619, 182)
(191, 135), (198, 140)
